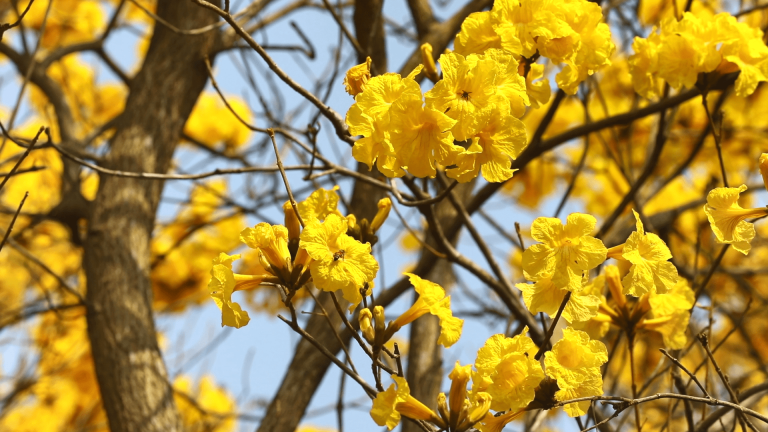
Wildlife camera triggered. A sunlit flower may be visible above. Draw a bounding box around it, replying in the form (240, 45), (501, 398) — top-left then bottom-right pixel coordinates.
(544, 328), (607, 417)
(522, 213), (607, 290)
(390, 273), (464, 347)
(703, 184), (767, 255)
(209, 253), (264, 328)
(344, 56), (372, 96)
(300, 214), (378, 308)
(617, 210), (679, 296)
(472, 329), (544, 412)
(371, 375), (440, 430)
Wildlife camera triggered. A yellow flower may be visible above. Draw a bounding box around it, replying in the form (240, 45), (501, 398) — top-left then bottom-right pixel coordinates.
(640, 278), (694, 349)
(629, 33), (663, 99)
(453, 11), (502, 56)
(391, 273), (464, 347)
(704, 184), (768, 255)
(209, 253), (263, 328)
(482, 49), (529, 117)
(371, 375), (439, 430)
(491, 0), (574, 58)
(344, 56), (372, 96)
(472, 329), (544, 412)
(522, 213), (607, 290)
(424, 51), (497, 141)
(298, 187), (341, 223)
(347, 104), (403, 178)
(446, 104), (527, 183)
(389, 93), (463, 178)
(299, 214), (378, 308)
(618, 210), (679, 296)
(526, 63), (551, 109)
(544, 328), (607, 417)
(350, 67), (423, 121)
(475, 409), (525, 432)
(516, 275), (600, 324)
(715, 13), (768, 97)
(570, 273), (612, 340)
(240, 223), (291, 271)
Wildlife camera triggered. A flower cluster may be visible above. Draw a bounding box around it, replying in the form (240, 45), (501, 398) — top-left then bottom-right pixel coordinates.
(454, 0), (615, 94)
(629, 12), (768, 98)
(344, 0), (615, 185)
(208, 188), (389, 327)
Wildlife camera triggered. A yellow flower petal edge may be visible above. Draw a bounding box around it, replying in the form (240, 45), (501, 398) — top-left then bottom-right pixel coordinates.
(390, 273), (464, 347)
(703, 184), (767, 255)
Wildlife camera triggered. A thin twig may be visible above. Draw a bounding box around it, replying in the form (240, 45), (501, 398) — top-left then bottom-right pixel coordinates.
(268, 129), (305, 228)
(0, 191), (27, 253)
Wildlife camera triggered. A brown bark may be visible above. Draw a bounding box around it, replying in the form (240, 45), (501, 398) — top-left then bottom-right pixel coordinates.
(83, 2), (219, 432)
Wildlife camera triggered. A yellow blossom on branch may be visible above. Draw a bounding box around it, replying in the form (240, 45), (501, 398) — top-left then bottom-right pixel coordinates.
(446, 104), (527, 183)
(616, 210), (679, 296)
(424, 51), (498, 141)
(390, 273), (464, 347)
(515, 275), (601, 324)
(209, 253), (264, 328)
(472, 329), (544, 412)
(522, 213), (607, 290)
(703, 184), (768, 255)
(544, 328), (607, 417)
(389, 94), (463, 178)
(299, 213), (378, 308)
(371, 375), (441, 430)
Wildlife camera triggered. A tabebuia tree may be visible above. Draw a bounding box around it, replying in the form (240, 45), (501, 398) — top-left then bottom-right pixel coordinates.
(1, 0), (768, 431)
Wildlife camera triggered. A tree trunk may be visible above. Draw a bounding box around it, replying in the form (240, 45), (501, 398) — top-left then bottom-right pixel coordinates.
(83, 2), (219, 431)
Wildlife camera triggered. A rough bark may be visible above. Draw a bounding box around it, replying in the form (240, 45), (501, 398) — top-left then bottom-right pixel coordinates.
(83, 2), (219, 432)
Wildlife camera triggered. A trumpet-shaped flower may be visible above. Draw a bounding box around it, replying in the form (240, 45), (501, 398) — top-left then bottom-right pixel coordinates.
(516, 276), (600, 324)
(475, 408), (526, 432)
(544, 328), (607, 417)
(240, 223), (291, 271)
(619, 210), (679, 296)
(446, 104), (527, 183)
(704, 184), (768, 255)
(371, 375), (439, 430)
(424, 52), (497, 141)
(391, 273), (464, 347)
(300, 214), (378, 308)
(209, 253), (264, 328)
(472, 330), (545, 412)
(389, 94), (463, 178)
(522, 213), (607, 290)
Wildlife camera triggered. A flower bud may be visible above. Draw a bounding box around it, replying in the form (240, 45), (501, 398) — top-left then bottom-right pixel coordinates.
(370, 197), (391, 233)
(420, 43), (439, 82)
(283, 201), (301, 241)
(359, 308), (375, 343)
(373, 305), (386, 333)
